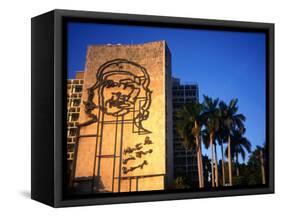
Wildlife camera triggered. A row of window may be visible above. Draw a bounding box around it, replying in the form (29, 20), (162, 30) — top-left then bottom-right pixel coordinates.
(67, 80), (84, 85)
(172, 98), (197, 103)
(67, 113), (79, 122)
(174, 169), (198, 179)
(67, 93), (82, 99)
(174, 150), (197, 156)
(67, 121), (79, 127)
(174, 160), (198, 169)
(67, 128), (77, 137)
(174, 148), (197, 154)
(172, 84), (197, 89)
(67, 107), (80, 113)
(67, 99), (81, 107)
(172, 90), (197, 97)
(67, 84), (83, 92)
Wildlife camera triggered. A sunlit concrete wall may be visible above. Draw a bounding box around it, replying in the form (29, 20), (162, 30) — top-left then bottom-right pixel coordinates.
(73, 41), (173, 193)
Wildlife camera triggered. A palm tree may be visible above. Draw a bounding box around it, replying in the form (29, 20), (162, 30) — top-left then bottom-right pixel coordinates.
(219, 99), (245, 186)
(176, 102), (204, 188)
(225, 128), (251, 177)
(202, 128), (215, 187)
(202, 155), (212, 186)
(217, 103), (231, 187)
(216, 128), (227, 186)
(253, 145), (266, 184)
(202, 95), (220, 187)
(202, 127), (226, 187)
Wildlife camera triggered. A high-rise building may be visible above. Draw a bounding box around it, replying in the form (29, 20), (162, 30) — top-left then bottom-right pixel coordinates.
(67, 71), (84, 179)
(172, 77), (199, 184)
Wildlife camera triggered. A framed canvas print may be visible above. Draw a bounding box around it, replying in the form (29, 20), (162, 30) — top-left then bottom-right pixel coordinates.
(31, 9), (274, 207)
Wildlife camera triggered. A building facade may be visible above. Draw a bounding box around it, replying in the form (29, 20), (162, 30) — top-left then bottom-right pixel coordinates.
(67, 72), (84, 182)
(72, 41), (173, 194)
(172, 77), (199, 185)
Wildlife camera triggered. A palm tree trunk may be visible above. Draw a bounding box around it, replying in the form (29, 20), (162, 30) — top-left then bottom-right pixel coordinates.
(236, 152), (239, 176)
(260, 150), (266, 184)
(185, 149), (188, 181)
(228, 135), (233, 186)
(198, 137), (204, 187)
(210, 134), (215, 188)
(221, 143), (225, 186)
(196, 148), (202, 188)
(214, 143), (219, 187)
(195, 121), (204, 188)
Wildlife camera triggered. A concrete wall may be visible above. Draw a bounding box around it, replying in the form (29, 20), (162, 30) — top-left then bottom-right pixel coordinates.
(74, 41), (173, 193)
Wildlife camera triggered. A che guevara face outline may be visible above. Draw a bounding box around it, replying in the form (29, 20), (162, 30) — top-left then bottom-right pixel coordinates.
(82, 59), (152, 134)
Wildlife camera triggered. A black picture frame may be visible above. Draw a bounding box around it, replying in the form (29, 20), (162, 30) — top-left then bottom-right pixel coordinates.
(31, 9), (274, 207)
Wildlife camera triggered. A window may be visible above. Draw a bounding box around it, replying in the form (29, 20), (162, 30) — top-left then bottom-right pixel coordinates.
(71, 113), (79, 121)
(75, 85), (83, 92)
(73, 99), (81, 106)
(69, 128), (77, 136)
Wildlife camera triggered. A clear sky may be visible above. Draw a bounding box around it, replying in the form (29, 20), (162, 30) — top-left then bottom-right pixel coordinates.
(67, 21), (266, 163)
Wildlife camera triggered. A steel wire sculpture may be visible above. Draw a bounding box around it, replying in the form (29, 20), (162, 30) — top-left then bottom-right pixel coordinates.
(75, 59), (154, 192)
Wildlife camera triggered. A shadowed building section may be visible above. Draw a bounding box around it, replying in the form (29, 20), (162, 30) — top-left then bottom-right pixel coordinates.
(172, 78), (199, 185)
(71, 41), (173, 194)
(67, 71), (84, 185)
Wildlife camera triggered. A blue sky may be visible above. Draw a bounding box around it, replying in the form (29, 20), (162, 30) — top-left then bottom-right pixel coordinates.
(67, 22), (266, 163)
